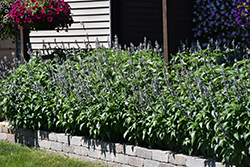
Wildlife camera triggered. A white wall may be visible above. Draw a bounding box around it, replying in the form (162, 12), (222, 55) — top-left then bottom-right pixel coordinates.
(29, 0), (111, 50)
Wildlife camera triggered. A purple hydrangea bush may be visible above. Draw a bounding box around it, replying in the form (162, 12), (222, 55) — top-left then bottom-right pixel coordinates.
(193, 0), (250, 48)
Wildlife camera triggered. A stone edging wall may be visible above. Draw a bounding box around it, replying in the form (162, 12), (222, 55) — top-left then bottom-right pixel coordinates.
(0, 122), (230, 167)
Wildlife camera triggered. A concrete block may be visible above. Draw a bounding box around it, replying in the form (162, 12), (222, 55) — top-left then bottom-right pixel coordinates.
(159, 163), (178, 167)
(121, 165), (130, 167)
(115, 143), (123, 153)
(94, 140), (109, 151)
(39, 139), (51, 149)
(80, 156), (93, 162)
(50, 142), (63, 151)
(2, 125), (8, 133)
(169, 153), (186, 166)
(74, 146), (87, 156)
(81, 137), (92, 148)
(87, 148), (102, 159)
(15, 135), (24, 144)
(114, 153), (129, 165)
(24, 129), (36, 137)
(0, 123), (3, 133)
(15, 128), (24, 136)
(48, 132), (57, 141)
(62, 143), (75, 153)
(71, 136), (82, 146)
(215, 162), (225, 167)
(100, 152), (115, 162)
(136, 147), (152, 159)
(92, 158), (106, 165)
(128, 156), (144, 167)
(58, 151), (68, 157)
(144, 159), (160, 167)
(108, 161), (121, 167)
(69, 153), (81, 159)
(186, 156), (205, 167)
(7, 134), (15, 142)
(37, 130), (49, 140)
(152, 150), (169, 162)
(57, 134), (69, 144)
(123, 145), (136, 156)
(0, 133), (7, 140)
(28, 137), (37, 147)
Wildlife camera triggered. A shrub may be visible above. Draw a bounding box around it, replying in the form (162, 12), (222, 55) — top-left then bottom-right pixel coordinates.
(0, 41), (250, 166)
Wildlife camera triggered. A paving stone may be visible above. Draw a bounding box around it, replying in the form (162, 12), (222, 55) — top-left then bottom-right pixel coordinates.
(128, 156), (144, 167)
(169, 153), (186, 166)
(71, 136), (82, 146)
(50, 141), (63, 151)
(114, 153), (129, 165)
(136, 147), (152, 159)
(144, 159), (160, 167)
(152, 150), (169, 162)
(62, 143), (75, 153)
(57, 133), (69, 144)
(48, 132), (57, 141)
(0, 133), (7, 140)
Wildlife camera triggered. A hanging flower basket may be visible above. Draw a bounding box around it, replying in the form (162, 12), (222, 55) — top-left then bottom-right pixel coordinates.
(8, 0), (74, 31)
(0, 0), (19, 41)
(32, 22), (57, 31)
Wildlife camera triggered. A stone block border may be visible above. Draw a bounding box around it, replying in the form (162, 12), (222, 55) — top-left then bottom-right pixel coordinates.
(0, 122), (232, 167)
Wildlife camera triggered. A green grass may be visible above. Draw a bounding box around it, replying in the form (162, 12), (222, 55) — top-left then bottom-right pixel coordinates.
(0, 140), (108, 167)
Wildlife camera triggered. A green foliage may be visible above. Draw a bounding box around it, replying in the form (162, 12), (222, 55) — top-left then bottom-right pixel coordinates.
(0, 42), (250, 166)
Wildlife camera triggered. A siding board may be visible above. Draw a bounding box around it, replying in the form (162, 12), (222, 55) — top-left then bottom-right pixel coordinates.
(29, 0), (111, 50)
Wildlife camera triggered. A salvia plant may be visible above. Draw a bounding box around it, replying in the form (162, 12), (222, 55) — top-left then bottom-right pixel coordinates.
(0, 38), (250, 166)
(193, 0), (250, 48)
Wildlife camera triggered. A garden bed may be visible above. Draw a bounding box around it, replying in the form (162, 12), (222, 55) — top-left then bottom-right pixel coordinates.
(0, 122), (227, 167)
(0, 43), (250, 166)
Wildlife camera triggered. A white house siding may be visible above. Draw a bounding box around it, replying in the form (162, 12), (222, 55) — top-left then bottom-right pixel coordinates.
(29, 0), (111, 51)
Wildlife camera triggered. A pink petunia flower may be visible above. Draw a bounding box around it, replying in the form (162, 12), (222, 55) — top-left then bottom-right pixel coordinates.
(47, 17), (53, 22)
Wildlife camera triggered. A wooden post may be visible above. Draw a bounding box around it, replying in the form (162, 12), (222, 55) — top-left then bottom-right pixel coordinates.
(20, 26), (30, 63)
(162, 0), (169, 62)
